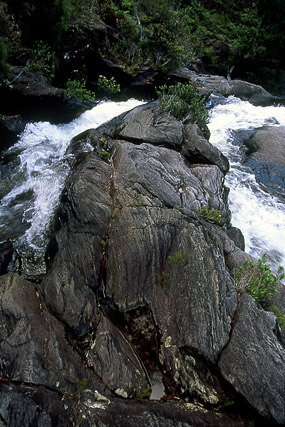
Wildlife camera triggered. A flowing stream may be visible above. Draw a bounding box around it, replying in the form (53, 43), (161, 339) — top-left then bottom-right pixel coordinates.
(208, 96), (285, 271)
(0, 99), (144, 274)
(0, 95), (284, 275)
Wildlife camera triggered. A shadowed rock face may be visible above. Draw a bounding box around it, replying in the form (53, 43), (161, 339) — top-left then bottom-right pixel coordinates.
(0, 66), (89, 124)
(0, 102), (284, 426)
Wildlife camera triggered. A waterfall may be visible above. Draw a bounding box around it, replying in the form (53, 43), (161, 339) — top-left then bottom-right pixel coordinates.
(208, 96), (285, 271)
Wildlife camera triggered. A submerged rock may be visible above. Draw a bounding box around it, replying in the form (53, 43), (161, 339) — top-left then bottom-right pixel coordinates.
(241, 126), (285, 198)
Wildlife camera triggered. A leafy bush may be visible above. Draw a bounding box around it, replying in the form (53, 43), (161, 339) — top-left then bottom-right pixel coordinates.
(27, 41), (54, 80)
(234, 254), (285, 304)
(66, 78), (96, 102)
(97, 75), (120, 96)
(157, 81), (209, 135)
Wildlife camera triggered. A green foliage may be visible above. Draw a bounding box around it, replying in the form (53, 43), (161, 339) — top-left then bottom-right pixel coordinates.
(98, 151), (111, 163)
(168, 252), (189, 265)
(267, 306), (285, 329)
(75, 377), (87, 397)
(157, 81), (209, 134)
(101, 238), (107, 248)
(136, 385), (152, 399)
(157, 271), (169, 287)
(97, 75), (121, 96)
(66, 78), (96, 102)
(198, 207), (223, 225)
(0, 37), (9, 76)
(4, 0), (284, 94)
(234, 254), (285, 304)
(111, 207), (120, 219)
(27, 41), (54, 80)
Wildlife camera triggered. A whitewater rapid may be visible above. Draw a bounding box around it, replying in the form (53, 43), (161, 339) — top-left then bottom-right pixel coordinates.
(0, 99), (144, 252)
(1, 95), (284, 275)
(208, 96), (285, 271)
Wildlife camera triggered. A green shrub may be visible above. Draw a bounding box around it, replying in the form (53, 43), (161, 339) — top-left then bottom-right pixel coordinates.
(234, 254), (285, 304)
(97, 75), (120, 96)
(98, 151), (111, 163)
(136, 385), (152, 400)
(267, 306), (285, 329)
(66, 78), (96, 102)
(198, 207), (222, 225)
(168, 252), (189, 265)
(157, 81), (209, 136)
(157, 271), (169, 287)
(27, 41), (54, 80)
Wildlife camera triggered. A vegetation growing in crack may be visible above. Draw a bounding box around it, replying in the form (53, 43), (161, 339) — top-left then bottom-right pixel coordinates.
(198, 206), (222, 225)
(234, 254), (285, 305)
(135, 381), (152, 400)
(168, 252), (189, 265)
(98, 151), (111, 163)
(267, 305), (285, 329)
(157, 81), (209, 137)
(156, 271), (169, 288)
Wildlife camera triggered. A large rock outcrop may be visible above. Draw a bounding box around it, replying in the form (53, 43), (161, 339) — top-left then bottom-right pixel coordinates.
(169, 69), (282, 106)
(0, 66), (89, 123)
(0, 101), (284, 425)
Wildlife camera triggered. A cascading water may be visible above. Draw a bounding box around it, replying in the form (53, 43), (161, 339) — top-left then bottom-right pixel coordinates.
(208, 96), (285, 272)
(1, 95), (284, 277)
(0, 99), (144, 276)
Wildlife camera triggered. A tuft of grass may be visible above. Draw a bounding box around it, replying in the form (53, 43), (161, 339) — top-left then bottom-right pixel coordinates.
(168, 252), (189, 265)
(157, 81), (209, 137)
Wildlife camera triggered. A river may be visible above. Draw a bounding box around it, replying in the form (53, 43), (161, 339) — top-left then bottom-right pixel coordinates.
(0, 96), (284, 275)
(208, 95), (285, 271)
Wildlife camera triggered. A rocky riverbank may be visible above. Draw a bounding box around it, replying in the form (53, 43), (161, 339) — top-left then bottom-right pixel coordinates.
(0, 85), (284, 426)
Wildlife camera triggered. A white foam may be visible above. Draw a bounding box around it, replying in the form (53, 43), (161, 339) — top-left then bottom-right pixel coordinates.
(1, 99), (145, 249)
(209, 96), (285, 270)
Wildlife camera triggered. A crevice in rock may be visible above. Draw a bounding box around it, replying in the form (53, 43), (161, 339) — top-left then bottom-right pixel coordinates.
(0, 378), (65, 398)
(97, 297), (162, 391)
(115, 134), (182, 152)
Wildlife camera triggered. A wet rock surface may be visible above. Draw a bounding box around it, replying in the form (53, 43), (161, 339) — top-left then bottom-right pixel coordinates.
(0, 102), (284, 425)
(170, 69), (281, 106)
(0, 66), (89, 123)
(241, 126), (285, 198)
